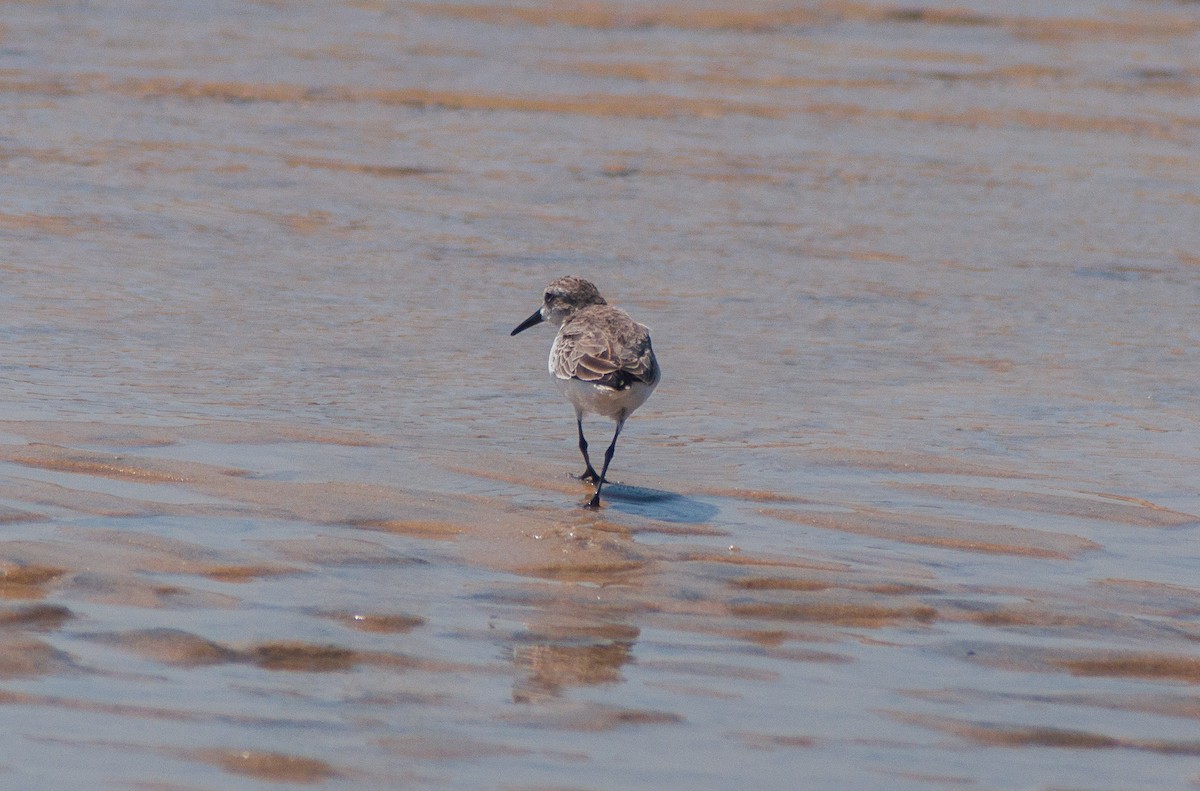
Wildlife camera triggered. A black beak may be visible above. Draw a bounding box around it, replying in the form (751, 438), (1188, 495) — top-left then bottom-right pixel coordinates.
(511, 309), (544, 336)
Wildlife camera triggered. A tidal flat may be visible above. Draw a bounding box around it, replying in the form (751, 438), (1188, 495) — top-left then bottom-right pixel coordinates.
(2, 1), (1200, 788)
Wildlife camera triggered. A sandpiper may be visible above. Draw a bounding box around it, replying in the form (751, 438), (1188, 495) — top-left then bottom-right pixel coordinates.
(511, 276), (660, 508)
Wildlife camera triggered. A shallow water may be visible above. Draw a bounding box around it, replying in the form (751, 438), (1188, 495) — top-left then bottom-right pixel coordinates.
(2, 1), (1200, 788)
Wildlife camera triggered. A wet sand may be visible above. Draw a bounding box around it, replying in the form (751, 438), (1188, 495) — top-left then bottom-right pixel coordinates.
(3, 1), (1200, 788)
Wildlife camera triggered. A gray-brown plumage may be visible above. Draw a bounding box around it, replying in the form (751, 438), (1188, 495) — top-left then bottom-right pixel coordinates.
(551, 304), (659, 391)
(511, 276), (661, 508)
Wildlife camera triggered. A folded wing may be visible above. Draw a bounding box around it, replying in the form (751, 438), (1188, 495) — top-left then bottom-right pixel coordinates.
(552, 306), (658, 390)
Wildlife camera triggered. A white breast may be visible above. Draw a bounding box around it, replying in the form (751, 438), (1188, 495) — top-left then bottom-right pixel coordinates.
(555, 376), (656, 421)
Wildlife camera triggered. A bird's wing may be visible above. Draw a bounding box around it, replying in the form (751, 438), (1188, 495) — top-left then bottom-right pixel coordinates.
(552, 307), (658, 388)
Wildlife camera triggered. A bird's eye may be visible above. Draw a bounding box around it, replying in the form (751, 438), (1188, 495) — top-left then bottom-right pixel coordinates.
(544, 292), (554, 301)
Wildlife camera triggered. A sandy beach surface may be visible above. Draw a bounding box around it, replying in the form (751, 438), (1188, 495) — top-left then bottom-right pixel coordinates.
(2, 1), (1200, 788)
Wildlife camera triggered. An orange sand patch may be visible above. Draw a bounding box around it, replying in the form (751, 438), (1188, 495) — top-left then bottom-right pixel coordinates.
(899, 484), (1199, 527)
(194, 749), (340, 783)
(763, 506), (1099, 559)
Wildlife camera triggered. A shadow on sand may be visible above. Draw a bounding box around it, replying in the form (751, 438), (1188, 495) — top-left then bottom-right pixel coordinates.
(601, 484), (718, 524)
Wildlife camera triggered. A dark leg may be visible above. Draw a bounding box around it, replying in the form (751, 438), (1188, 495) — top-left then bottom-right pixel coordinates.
(587, 417), (624, 508)
(574, 417), (600, 483)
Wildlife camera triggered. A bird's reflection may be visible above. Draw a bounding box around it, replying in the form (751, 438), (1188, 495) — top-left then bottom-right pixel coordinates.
(510, 622), (639, 704)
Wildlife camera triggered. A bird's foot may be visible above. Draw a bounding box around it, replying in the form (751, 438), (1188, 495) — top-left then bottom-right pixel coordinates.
(585, 493), (601, 509)
(572, 468), (604, 484)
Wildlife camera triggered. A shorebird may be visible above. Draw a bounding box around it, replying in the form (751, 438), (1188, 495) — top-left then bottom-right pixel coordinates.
(511, 276), (660, 508)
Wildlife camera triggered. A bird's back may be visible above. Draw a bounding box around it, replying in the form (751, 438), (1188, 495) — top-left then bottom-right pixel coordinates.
(550, 304), (659, 392)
